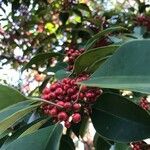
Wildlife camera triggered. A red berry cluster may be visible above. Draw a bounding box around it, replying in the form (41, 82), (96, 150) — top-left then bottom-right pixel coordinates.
(139, 97), (149, 110)
(94, 37), (111, 48)
(65, 48), (85, 71)
(41, 74), (102, 128)
(131, 141), (147, 150)
(135, 15), (150, 31)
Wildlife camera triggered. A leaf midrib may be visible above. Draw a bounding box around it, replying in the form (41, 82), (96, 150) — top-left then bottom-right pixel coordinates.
(44, 124), (58, 150)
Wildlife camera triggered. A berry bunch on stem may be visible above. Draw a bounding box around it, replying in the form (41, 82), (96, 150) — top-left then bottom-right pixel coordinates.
(64, 48), (85, 71)
(130, 141), (148, 150)
(139, 97), (150, 110)
(135, 15), (150, 31)
(41, 74), (102, 128)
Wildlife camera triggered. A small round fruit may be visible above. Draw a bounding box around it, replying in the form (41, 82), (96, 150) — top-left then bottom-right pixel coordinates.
(73, 103), (81, 112)
(64, 102), (72, 110)
(49, 108), (58, 117)
(72, 113), (81, 123)
(65, 121), (71, 128)
(58, 112), (68, 121)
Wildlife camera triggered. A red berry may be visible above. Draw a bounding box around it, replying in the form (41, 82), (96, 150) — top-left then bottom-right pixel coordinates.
(42, 87), (50, 94)
(70, 80), (76, 85)
(50, 84), (57, 91)
(49, 108), (58, 117)
(79, 93), (84, 99)
(58, 112), (68, 121)
(67, 88), (75, 95)
(72, 113), (81, 123)
(63, 85), (69, 90)
(65, 121), (71, 128)
(73, 103), (81, 112)
(85, 92), (93, 98)
(64, 102), (72, 110)
(41, 94), (49, 100)
(62, 78), (70, 84)
(139, 97), (149, 110)
(71, 94), (78, 101)
(81, 85), (88, 92)
(55, 88), (63, 95)
(56, 101), (64, 108)
(49, 93), (56, 99)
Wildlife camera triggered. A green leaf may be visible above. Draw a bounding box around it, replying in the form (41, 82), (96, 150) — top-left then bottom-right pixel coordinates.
(0, 130), (11, 140)
(73, 45), (119, 75)
(22, 52), (63, 72)
(0, 84), (26, 110)
(18, 118), (48, 138)
(79, 116), (89, 138)
(60, 135), (75, 150)
(82, 40), (150, 94)
(1, 118), (49, 149)
(55, 69), (70, 80)
(85, 27), (127, 50)
(114, 143), (132, 150)
(3, 124), (63, 150)
(0, 136), (7, 148)
(82, 76), (150, 94)
(91, 93), (150, 142)
(0, 101), (40, 134)
(46, 62), (68, 73)
(0, 101), (34, 121)
(94, 133), (111, 150)
(87, 56), (111, 74)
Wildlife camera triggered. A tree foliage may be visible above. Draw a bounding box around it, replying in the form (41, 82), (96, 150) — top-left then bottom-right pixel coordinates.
(0, 0), (150, 149)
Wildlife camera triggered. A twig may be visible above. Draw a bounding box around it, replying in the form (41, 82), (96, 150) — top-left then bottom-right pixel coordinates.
(28, 97), (63, 108)
(73, 84), (82, 104)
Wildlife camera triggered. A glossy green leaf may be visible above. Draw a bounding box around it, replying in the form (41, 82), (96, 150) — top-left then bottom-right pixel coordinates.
(19, 118), (48, 138)
(91, 93), (150, 142)
(0, 101), (40, 134)
(0, 84), (26, 110)
(60, 135), (75, 150)
(0, 130), (11, 140)
(73, 45), (119, 75)
(3, 124), (63, 150)
(22, 52), (63, 72)
(0, 101), (34, 121)
(114, 143), (132, 150)
(1, 118), (49, 149)
(46, 62), (68, 73)
(82, 40), (150, 94)
(55, 69), (70, 80)
(87, 56), (111, 74)
(0, 136), (7, 148)
(94, 133), (111, 150)
(85, 27), (127, 50)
